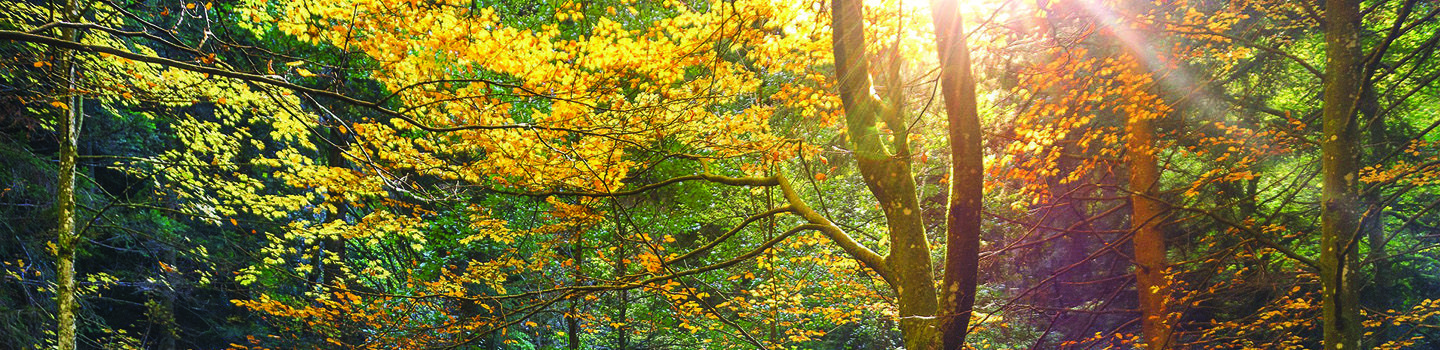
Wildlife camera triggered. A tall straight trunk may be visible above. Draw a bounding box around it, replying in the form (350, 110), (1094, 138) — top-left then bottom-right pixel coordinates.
(1320, 0), (1363, 348)
(613, 222), (629, 350)
(1127, 102), (1171, 349)
(156, 249), (178, 350)
(54, 0), (83, 348)
(321, 125), (348, 287)
(567, 234), (582, 350)
(928, 1), (983, 349)
(1360, 84), (1389, 307)
(830, 0), (938, 348)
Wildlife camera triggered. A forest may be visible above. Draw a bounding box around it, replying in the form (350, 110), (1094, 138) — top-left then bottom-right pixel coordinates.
(1, 0), (1438, 348)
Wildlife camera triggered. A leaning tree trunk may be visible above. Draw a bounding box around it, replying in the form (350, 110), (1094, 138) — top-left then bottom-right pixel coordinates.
(1126, 91), (1171, 349)
(54, 0), (84, 348)
(929, 1), (983, 349)
(1320, 0), (1364, 348)
(830, 0), (939, 348)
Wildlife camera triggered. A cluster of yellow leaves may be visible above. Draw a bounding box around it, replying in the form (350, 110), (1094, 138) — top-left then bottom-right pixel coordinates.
(234, 228), (568, 348)
(1360, 141), (1440, 185)
(234, 209), (427, 287)
(994, 43), (1169, 204)
(217, 10), (862, 341)
(1174, 120), (1297, 197)
(1177, 265), (1317, 349)
(239, 0), (816, 193)
(1150, 0), (1304, 66)
(1363, 298), (1440, 349)
(1060, 331), (1144, 349)
(4, 1), (324, 226)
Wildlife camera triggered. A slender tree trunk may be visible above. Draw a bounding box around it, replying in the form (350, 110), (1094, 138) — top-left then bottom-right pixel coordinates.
(613, 222), (629, 350)
(567, 234), (582, 350)
(1320, 0), (1364, 348)
(321, 125), (348, 288)
(929, 1), (983, 349)
(1127, 98), (1171, 349)
(54, 0), (83, 348)
(1360, 84), (1389, 308)
(830, 0), (938, 347)
(157, 249), (178, 350)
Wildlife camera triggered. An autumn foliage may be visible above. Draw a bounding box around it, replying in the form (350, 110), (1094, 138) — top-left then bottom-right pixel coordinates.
(1, 0), (1439, 349)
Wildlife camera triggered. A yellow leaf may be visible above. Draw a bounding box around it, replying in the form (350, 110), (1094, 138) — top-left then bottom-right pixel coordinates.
(296, 68), (317, 77)
(185, 3), (195, 9)
(50, 101), (67, 109)
(32, 61), (44, 68)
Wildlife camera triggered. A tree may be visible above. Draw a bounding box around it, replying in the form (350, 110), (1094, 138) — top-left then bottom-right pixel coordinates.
(1126, 66), (1172, 350)
(52, 0), (82, 348)
(2, 1), (341, 347)
(928, 0), (984, 348)
(6, 0), (1440, 348)
(1319, 0), (1364, 348)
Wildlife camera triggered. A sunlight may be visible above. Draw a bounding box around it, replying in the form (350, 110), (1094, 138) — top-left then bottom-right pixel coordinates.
(1072, 0), (1201, 99)
(6, 0), (1433, 348)
(900, 0), (934, 12)
(898, 0), (991, 19)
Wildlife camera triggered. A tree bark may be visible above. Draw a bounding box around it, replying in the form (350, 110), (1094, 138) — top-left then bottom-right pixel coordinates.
(1360, 82), (1390, 310)
(928, 1), (983, 349)
(613, 222), (629, 350)
(568, 232), (583, 350)
(321, 125), (349, 288)
(1127, 96), (1171, 349)
(1320, 0), (1364, 348)
(54, 0), (84, 348)
(830, 0), (938, 348)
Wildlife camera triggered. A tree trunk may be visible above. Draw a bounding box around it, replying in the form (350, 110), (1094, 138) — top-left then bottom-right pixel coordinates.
(1320, 0), (1364, 348)
(54, 0), (83, 348)
(613, 222), (629, 350)
(830, 0), (938, 348)
(567, 233), (583, 350)
(1127, 96), (1171, 349)
(321, 125), (348, 288)
(156, 249), (178, 350)
(1360, 81), (1389, 310)
(929, 1), (983, 349)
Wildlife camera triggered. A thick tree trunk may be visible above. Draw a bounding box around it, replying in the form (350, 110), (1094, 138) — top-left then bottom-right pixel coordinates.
(830, 0), (938, 348)
(1127, 101), (1171, 349)
(1320, 0), (1364, 348)
(928, 1), (983, 349)
(54, 0), (83, 348)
